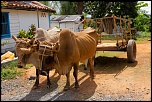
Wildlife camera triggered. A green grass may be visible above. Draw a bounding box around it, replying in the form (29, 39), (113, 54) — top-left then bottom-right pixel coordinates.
(24, 64), (33, 69)
(1, 61), (33, 81)
(135, 32), (151, 43)
(96, 51), (125, 58)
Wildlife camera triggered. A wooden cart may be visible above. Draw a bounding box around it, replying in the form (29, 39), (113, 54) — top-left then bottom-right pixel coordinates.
(83, 14), (137, 63)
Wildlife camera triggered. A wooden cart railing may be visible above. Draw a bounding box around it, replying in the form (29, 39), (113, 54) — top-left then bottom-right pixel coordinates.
(83, 14), (136, 51)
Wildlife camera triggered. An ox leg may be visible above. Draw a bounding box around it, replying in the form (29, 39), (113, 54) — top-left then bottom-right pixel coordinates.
(73, 62), (80, 89)
(63, 71), (70, 91)
(84, 59), (88, 70)
(33, 69), (40, 89)
(89, 57), (95, 79)
(47, 70), (51, 88)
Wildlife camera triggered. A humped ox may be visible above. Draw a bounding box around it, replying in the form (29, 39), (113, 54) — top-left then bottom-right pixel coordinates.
(38, 28), (98, 90)
(12, 27), (61, 89)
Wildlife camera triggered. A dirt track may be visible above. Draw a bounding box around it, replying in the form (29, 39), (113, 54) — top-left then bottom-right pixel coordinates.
(1, 40), (151, 101)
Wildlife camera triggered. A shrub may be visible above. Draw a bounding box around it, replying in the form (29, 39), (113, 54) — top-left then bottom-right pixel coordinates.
(1, 61), (33, 80)
(17, 24), (36, 39)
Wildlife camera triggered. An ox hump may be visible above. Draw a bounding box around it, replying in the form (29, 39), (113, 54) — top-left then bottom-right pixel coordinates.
(60, 28), (74, 39)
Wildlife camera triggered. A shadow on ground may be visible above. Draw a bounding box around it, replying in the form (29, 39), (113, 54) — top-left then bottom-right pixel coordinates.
(79, 56), (138, 76)
(20, 70), (97, 101)
(20, 74), (60, 101)
(47, 76), (97, 101)
(20, 56), (137, 101)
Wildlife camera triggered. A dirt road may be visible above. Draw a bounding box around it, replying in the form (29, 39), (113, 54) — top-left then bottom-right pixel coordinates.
(1, 40), (151, 101)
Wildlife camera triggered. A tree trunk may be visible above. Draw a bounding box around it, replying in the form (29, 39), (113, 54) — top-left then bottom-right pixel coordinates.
(77, 2), (84, 15)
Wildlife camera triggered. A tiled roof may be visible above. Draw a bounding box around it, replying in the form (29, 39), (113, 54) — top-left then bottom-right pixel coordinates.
(1, 1), (56, 13)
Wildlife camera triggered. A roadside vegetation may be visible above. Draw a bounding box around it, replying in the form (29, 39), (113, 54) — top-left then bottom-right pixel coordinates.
(135, 32), (151, 43)
(1, 61), (33, 81)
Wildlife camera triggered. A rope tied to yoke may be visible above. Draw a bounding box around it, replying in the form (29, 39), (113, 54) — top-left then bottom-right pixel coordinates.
(38, 41), (61, 71)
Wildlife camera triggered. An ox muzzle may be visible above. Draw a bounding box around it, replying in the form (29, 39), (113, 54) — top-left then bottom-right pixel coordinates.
(17, 64), (23, 68)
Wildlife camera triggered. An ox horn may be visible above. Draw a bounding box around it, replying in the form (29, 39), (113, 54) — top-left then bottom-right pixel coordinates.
(12, 35), (18, 41)
(20, 48), (32, 54)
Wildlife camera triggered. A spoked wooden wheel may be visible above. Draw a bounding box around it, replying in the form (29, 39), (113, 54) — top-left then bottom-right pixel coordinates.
(127, 39), (137, 63)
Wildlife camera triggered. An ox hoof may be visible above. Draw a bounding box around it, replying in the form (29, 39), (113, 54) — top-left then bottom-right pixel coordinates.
(63, 86), (70, 91)
(47, 84), (51, 88)
(47, 85), (50, 88)
(90, 75), (95, 79)
(32, 85), (39, 90)
(74, 87), (80, 91)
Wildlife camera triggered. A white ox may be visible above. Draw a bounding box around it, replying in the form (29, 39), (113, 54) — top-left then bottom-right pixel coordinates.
(12, 27), (60, 89)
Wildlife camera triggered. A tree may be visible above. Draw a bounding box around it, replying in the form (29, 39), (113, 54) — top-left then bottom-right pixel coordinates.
(50, 1), (60, 14)
(77, 2), (84, 15)
(133, 11), (151, 32)
(83, 1), (109, 18)
(60, 1), (77, 15)
(132, 2), (150, 32)
(38, 1), (50, 6)
(83, 2), (140, 18)
(59, 1), (84, 15)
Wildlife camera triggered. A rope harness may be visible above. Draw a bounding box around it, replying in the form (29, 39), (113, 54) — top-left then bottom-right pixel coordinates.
(38, 40), (58, 71)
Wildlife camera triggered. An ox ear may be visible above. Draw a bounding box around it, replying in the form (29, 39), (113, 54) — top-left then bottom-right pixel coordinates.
(12, 35), (18, 41)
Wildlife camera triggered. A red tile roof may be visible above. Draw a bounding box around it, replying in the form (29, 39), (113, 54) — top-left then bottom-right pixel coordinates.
(1, 1), (56, 13)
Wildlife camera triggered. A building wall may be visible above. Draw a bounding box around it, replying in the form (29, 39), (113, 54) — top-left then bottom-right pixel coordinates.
(38, 12), (49, 30)
(65, 22), (75, 31)
(1, 9), (50, 54)
(59, 22), (66, 30)
(59, 21), (83, 32)
(18, 10), (38, 31)
(50, 21), (60, 28)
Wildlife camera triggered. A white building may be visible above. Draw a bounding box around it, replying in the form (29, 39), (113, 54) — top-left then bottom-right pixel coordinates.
(1, 1), (56, 54)
(50, 15), (84, 32)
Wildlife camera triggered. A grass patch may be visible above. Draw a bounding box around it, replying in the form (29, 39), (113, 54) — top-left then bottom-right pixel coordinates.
(1, 61), (33, 81)
(1, 61), (23, 81)
(135, 32), (151, 44)
(24, 64), (33, 69)
(96, 51), (125, 58)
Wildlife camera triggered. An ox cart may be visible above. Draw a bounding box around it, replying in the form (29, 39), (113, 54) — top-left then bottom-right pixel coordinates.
(83, 14), (137, 63)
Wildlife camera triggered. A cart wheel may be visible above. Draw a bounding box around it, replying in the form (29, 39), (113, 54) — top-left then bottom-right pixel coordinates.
(127, 39), (136, 63)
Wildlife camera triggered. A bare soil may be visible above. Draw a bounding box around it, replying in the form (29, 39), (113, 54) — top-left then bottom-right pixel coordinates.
(1, 40), (151, 101)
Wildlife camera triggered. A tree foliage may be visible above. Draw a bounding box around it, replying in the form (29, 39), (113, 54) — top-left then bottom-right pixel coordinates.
(38, 1), (50, 6)
(60, 1), (77, 15)
(83, 2), (140, 18)
(133, 12), (151, 32)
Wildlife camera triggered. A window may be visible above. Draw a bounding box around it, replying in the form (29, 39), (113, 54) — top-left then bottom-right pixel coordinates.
(1, 12), (10, 39)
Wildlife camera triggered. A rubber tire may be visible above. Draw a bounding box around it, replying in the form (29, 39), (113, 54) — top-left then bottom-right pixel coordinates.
(127, 39), (136, 63)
